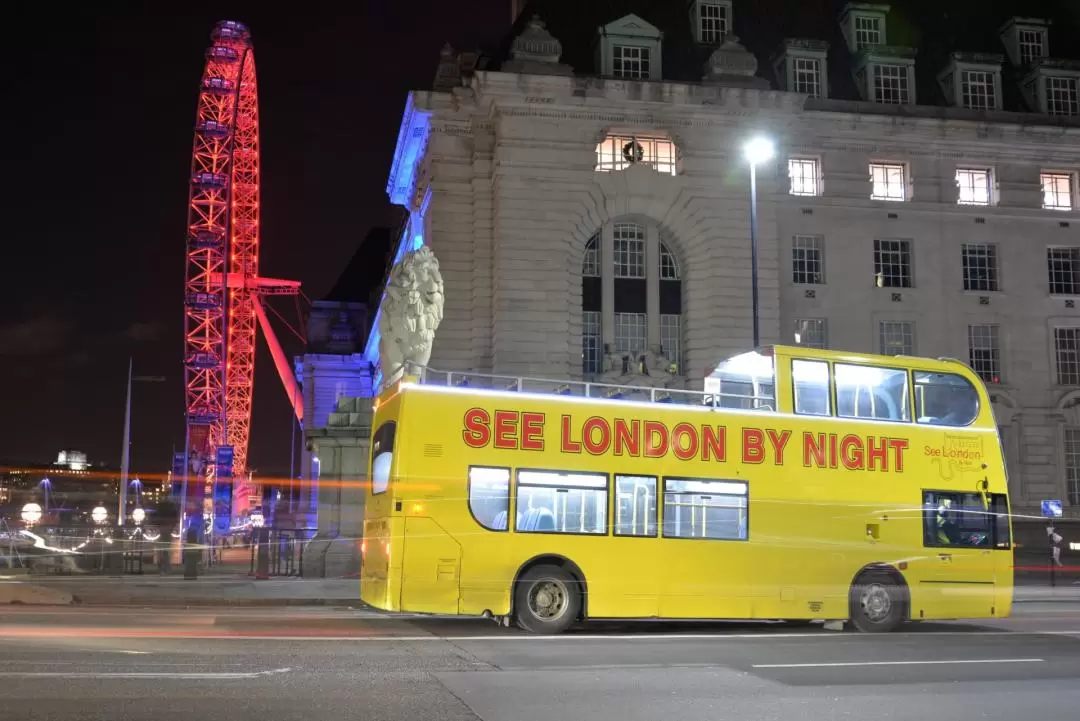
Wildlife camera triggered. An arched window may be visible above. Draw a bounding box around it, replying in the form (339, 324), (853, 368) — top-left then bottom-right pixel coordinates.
(580, 222), (683, 376)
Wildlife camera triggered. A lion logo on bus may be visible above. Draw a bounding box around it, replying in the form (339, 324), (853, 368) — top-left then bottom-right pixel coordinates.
(378, 245), (445, 387)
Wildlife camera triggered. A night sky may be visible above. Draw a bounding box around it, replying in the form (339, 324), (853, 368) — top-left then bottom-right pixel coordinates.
(2, 2), (508, 477)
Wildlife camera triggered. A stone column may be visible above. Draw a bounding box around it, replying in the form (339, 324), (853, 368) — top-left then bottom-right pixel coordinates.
(646, 224), (661, 349)
(300, 397), (372, 578)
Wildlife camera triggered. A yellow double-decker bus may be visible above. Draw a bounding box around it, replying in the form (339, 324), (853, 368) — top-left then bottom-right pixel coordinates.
(361, 345), (1012, 634)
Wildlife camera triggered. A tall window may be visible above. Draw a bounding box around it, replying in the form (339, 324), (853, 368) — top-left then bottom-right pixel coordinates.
(1054, 327), (1080, 385)
(1042, 172), (1074, 210)
(962, 243), (999, 292)
(1048, 247), (1080, 295)
(1046, 77), (1080, 117)
(613, 45), (650, 79)
(870, 162), (907, 201)
(794, 319), (827, 349)
(968, 325), (1001, 383)
(956, 168), (992, 206)
(792, 235), (824, 284)
(788, 157), (821, 196)
(581, 222), (683, 376)
(1019, 29), (1045, 65)
(880, 320), (915, 356)
(874, 239), (913, 288)
(1065, 429), (1080, 505)
(854, 16), (882, 49)
(614, 224), (645, 278)
(961, 71), (997, 110)
(792, 58), (822, 97)
(873, 64), (910, 104)
(698, 1), (728, 44)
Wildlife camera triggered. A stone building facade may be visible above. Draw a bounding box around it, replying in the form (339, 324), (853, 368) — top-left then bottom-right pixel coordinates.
(364, 1), (1080, 534)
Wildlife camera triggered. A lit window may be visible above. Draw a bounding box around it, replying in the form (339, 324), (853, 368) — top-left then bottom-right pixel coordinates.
(788, 157), (820, 196)
(614, 313), (647, 356)
(1019, 29), (1045, 65)
(698, 1), (729, 44)
(1042, 172), (1074, 210)
(961, 70), (997, 110)
(595, 135), (677, 176)
(870, 162), (907, 201)
(613, 45), (650, 79)
(968, 325), (1001, 384)
(1045, 77), (1080, 117)
(854, 16), (882, 49)
(663, 478), (748, 540)
(614, 475), (657, 537)
(879, 320), (915, 356)
(874, 239), (913, 288)
(792, 358), (830, 415)
(792, 57), (822, 97)
(613, 223), (645, 278)
(793, 319), (827, 349)
(1055, 327), (1080, 385)
(956, 168), (992, 206)
(873, 64), (910, 104)
(792, 235), (824, 284)
(1048, 247), (1080, 295)
(468, 466), (510, 531)
(835, 363), (911, 422)
(962, 243), (999, 292)
(515, 470), (608, 535)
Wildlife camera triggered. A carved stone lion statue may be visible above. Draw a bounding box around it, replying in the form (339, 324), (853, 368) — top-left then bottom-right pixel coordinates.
(378, 245), (445, 387)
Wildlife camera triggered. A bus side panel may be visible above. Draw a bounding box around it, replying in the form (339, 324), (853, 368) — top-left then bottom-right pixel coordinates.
(361, 516), (404, 611)
(401, 515), (462, 614)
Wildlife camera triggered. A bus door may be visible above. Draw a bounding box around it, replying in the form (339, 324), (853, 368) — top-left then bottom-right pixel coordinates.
(918, 490), (997, 619)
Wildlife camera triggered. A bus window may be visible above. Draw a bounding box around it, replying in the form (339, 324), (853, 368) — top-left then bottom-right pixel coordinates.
(468, 466), (510, 531)
(914, 371), (979, 427)
(792, 359), (831, 416)
(835, 364), (910, 422)
(704, 350), (775, 410)
(922, 490), (997, 548)
(371, 421), (396, 495)
(515, 470), (608, 535)
(662, 478), (748, 541)
(614, 475), (657, 537)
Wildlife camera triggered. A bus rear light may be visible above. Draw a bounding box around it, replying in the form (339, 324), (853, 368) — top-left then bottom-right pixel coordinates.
(360, 540), (367, 555)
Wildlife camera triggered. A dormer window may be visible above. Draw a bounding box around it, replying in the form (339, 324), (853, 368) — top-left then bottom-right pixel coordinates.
(937, 53), (1003, 111)
(854, 47), (917, 105)
(773, 39), (830, 99)
(999, 17), (1050, 68)
(598, 14), (664, 81)
(1022, 60), (1080, 116)
(693, 0), (731, 45)
(839, 3), (890, 54)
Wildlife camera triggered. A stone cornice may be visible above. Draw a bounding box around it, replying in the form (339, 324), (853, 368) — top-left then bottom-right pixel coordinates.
(386, 92), (433, 206)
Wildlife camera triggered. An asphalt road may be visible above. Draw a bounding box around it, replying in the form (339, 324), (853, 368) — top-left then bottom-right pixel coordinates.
(0, 604), (1078, 721)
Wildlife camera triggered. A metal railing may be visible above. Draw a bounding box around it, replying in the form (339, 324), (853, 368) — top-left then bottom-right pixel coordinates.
(406, 363), (776, 410)
(248, 528), (315, 577)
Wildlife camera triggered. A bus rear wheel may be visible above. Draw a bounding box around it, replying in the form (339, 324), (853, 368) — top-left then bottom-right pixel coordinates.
(849, 572), (906, 633)
(513, 564), (581, 635)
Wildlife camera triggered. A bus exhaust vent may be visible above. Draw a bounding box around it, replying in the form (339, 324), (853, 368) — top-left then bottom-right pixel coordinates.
(423, 444), (444, 457)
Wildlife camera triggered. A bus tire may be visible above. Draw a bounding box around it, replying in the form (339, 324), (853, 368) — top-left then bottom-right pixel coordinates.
(849, 571), (906, 633)
(513, 564), (581, 635)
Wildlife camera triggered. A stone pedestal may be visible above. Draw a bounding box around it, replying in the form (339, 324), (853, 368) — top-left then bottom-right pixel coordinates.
(300, 397), (372, 578)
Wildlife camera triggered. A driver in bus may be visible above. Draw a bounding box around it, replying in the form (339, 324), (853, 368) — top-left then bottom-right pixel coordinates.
(936, 498), (956, 544)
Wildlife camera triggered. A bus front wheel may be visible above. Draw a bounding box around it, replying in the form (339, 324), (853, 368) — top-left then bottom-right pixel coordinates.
(513, 564), (581, 634)
(849, 572), (906, 633)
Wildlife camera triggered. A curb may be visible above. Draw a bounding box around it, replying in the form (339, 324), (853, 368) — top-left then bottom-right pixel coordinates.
(71, 596), (361, 608)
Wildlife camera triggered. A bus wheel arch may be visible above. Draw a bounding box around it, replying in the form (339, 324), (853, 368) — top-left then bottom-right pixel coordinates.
(510, 555), (587, 633)
(848, 564), (910, 633)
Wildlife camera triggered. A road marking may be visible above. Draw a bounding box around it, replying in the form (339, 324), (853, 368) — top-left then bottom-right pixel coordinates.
(752, 658), (1045, 669)
(0, 630), (1071, 642)
(0, 667), (292, 679)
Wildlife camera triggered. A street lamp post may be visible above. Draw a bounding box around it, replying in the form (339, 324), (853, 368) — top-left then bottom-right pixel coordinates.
(743, 136), (775, 348)
(117, 359), (165, 526)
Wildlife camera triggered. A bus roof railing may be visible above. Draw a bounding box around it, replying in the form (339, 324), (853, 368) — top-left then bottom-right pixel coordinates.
(404, 364), (776, 411)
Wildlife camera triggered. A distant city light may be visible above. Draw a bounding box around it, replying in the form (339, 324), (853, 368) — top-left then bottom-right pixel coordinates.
(91, 506), (108, 524)
(132, 508), (146, 525)
(21, 502), (42, 525)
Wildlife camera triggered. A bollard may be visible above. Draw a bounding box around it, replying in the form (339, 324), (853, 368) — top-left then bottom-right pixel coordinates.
(184, 527), (199, 580)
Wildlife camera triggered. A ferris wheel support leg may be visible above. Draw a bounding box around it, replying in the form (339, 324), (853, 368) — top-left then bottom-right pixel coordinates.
(253, 295), (304, 423)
